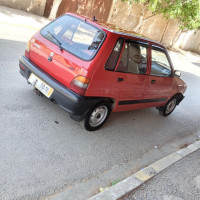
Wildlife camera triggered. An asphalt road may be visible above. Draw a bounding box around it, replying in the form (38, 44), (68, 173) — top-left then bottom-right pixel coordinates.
(0, 7), (200, 200)
(124, 148), (200, 200)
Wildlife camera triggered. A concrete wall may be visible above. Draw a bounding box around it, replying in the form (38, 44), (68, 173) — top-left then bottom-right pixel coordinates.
(0, 0), (199, 54)
(107, 1), (169, 42)
(107, 1), (142, 31)
(56, 0), (112, 22)
(0, 0), (46, 16)
(179, 31), (200, 54)
(161, 20), (180, 47)
(108, 0), (200, 54)
(139, 13), (169, 43)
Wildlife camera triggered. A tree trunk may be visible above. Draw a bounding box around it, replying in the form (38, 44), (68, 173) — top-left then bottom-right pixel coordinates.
(133, 15), (145, 32)
(133, 5), (155, 33)
(197, 41), (200, 52)
(49, 0), (62, 20)
(171, 29), (182, 48)
(133, 5), (145, 32)
(160, 20), (170, 44)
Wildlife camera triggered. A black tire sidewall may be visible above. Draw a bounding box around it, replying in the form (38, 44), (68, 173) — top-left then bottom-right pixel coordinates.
(84, 101), (111, 131)
(162, 98), (177, 116)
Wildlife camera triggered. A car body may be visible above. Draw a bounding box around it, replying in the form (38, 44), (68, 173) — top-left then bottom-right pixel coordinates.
(19, 13), (187, 131)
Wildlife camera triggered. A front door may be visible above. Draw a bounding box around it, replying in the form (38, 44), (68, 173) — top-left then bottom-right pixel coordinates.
(143, 46), (175, 107)
(110, 40), (149, 112)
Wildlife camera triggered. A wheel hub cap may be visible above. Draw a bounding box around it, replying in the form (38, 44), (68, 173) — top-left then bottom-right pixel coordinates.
(166, 99), (176, 114)
(89, 106), (108, 127)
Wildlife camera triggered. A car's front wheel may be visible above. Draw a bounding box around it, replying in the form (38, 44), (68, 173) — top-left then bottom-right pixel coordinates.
(159, 97), (177, 116)
(84, 101), (111, 131)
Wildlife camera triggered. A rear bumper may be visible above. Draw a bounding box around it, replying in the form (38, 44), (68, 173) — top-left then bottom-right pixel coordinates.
(19, 56), (101, 121)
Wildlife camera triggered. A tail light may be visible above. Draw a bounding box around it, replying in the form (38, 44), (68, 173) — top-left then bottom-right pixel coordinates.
(70, 76), (90, 96)
(25, 40), (31, 59)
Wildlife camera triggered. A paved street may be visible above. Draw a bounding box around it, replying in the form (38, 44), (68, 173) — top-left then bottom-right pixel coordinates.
(124, 148), (200, 200)
(0, 6), (200, 200)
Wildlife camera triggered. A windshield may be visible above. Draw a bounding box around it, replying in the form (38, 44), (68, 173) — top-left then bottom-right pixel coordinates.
(41, 15), (105, 60)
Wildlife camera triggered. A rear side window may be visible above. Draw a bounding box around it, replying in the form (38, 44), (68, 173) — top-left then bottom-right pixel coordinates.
(105, 38), (124, 71)
(151, 48), (172, 76)
(116, 41), (148, 74)
(41, 15), (105, 60)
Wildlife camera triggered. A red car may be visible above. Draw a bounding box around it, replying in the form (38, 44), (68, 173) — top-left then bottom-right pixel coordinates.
(19, 13), (187, 131)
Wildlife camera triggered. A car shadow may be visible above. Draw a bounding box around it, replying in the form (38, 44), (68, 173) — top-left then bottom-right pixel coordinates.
(192, 62), (200, 67)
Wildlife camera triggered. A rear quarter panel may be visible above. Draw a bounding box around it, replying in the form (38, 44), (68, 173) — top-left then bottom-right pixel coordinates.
(85, 32), (118, 98)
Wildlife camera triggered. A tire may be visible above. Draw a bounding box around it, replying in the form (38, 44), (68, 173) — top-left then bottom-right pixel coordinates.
(84, 101), (111, 131)
(159, 97), (177, 117)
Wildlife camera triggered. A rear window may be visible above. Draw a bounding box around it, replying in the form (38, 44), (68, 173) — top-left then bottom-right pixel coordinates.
(41, 15), (105, 60)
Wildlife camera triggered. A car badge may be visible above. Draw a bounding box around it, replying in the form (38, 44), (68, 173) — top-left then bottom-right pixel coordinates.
(48, 52), (54, 62)
(33, 42), (40, 49)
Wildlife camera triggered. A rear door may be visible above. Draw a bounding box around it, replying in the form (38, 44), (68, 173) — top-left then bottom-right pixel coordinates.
(143, 45), (175, 106)
(110, 39), (150, 112)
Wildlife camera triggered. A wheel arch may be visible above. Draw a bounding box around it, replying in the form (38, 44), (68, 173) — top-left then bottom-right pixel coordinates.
(172, 93), (184, 105)
(70, 97), (115, 122)
(90, 97), (116, 112)
(83, 99), (113, 131)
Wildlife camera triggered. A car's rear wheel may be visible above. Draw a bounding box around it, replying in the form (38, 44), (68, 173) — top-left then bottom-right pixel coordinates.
(84, 101), (111, 131)
(159, 97), (177, 116)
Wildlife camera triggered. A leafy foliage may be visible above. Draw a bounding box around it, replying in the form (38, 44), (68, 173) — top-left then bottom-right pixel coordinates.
(121, 0), (200, 30)
(111, 179), (120, 186)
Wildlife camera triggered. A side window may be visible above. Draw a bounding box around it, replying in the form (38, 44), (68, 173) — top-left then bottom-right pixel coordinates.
(151, 49), (172, 76)
(116, 41), (148, 74)
(105, 38), (124, 71)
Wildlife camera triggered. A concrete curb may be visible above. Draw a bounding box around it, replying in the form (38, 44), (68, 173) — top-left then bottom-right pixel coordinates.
(88, 140), (200, 200)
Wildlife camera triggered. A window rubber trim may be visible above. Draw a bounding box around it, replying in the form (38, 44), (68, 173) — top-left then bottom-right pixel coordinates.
(104, 38), (125, 71)
(126, 39), (150, 47)
(114, 39), (149, 75)
(150, 44), (174, 77)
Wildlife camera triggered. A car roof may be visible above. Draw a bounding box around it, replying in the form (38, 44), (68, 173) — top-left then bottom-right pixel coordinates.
(67, 13), (165, 49)
(97, 22), (164, 47)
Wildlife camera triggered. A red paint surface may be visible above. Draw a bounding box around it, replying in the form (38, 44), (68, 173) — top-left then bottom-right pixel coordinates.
(27, 13), (187, 113)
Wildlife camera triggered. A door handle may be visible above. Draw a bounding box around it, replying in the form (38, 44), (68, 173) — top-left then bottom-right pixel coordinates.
(118, 78), (124, 82)
(151, 80), (156, 84)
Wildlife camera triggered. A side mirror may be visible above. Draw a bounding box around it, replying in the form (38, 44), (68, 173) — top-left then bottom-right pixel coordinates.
(174, 70), (181, 77)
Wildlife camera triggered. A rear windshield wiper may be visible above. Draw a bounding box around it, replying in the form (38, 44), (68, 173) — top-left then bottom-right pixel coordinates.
(88, 41), (101, 50)
(47, 31), (63, 52)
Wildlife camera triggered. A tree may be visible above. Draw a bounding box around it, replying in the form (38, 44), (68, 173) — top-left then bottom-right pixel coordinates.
(122, 0), (200, 31)
(49, 0), (62, 20)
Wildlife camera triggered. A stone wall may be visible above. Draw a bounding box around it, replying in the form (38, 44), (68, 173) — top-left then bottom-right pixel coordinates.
(0, 0), (46, 16)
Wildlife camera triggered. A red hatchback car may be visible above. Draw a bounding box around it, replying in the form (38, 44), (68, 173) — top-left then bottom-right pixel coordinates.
(19, 13), (187, 131)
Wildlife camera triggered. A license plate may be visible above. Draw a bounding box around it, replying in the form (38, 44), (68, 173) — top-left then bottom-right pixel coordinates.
(28, 73), (54, 98)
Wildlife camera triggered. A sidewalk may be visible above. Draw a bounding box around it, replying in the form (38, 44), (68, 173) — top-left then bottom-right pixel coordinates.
(89, 139), (200, 200)
(124, 148), (200, 200)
